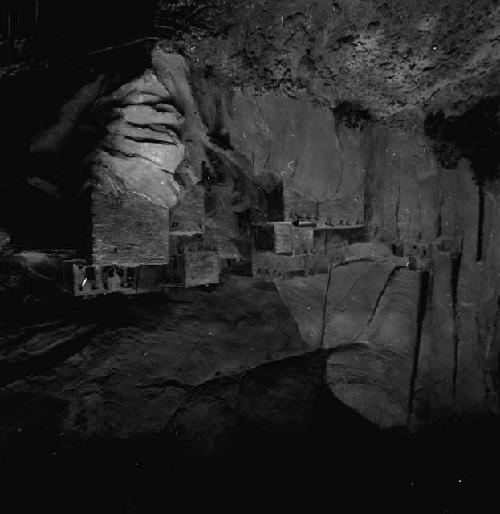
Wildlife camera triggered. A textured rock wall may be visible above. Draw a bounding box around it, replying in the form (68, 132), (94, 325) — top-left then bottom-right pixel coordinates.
(85, 52), (188, 264)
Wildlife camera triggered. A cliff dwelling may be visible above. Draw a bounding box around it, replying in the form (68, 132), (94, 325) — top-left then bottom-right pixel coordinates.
(1, 0), (500, 510)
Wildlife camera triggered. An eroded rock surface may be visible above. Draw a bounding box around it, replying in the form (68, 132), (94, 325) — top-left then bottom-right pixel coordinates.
(1, 0), (499, 461)
(0, 276), (310, 451)
(157, 0), (500, 122)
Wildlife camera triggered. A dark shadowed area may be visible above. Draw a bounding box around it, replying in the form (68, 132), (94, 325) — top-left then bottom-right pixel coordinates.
(1, 1), (500, 512)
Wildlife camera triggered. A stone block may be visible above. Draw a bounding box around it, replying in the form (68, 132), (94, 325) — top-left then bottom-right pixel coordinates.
(91, 189), (170, 266)
(313, 228), (327, 254)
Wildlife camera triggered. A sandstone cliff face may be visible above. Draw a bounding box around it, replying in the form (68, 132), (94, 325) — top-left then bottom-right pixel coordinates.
(155, 0), (500, 428)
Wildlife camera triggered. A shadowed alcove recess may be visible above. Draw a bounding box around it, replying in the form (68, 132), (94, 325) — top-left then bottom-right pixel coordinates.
(1, 1), (500, 506)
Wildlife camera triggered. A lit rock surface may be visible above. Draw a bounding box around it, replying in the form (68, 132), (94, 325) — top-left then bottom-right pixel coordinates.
(326, 269), (421, 428)
(157, 0), (500, 121)
(274, 275), (329, 349)
(88, 56), (188, 211)
(0, 0), (499, 460)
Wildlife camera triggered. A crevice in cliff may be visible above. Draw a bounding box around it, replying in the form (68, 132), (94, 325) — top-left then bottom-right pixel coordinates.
(166, 350), (324, 436)
(408, 271), (430, 424)
(451, 242), (463, 398)
(327, 342), (370, 354)
(477, 183), (485, 262)
(487, 296), (500, 403)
